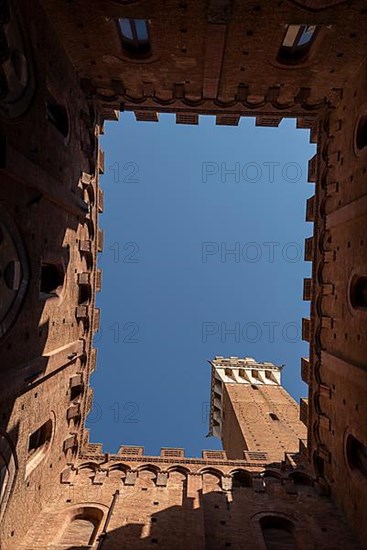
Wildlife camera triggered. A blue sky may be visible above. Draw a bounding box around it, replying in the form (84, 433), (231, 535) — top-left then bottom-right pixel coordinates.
(88, 113), (315, 457)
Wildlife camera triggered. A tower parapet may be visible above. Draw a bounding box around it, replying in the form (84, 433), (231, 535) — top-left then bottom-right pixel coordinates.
(209, 356), (282, 438)
(209, 356), (306, 461)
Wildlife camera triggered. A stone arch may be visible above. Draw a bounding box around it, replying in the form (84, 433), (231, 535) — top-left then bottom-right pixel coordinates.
(230, 468), (253, 488)
(261, 469), (282, 479)
(200, 468), (223, 493)
(136, 464), (160, 488)
(166, 465), (191, 476)
(109, 462), (130, 473)
(136, 463), (161, 474)
(108, 463), (130, 481)
(260, 514), (297, 550)
(198, 466), (223, 478)
(288, 471), (314, 486)
(77, 461), (100, 472)
(251, 511), (298, 550)
(56, 504), (105, 547)
(167, 470), (187, 485)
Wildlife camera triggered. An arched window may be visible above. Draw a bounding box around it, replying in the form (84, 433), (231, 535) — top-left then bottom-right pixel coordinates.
(346, 435), (367, 478)
(260, 516), (297, 550)
(232, 470), (252, 488)
(58, 507), (103, 547)
(40, 263), (64, 297)
(136, 469), (157, 489)
(350, 276), (367, 310)
(202, 472), (222, 493)
(119, 18), (151, 57)
(277, 25), (318, 65)
(290, 472), (314, 486)
(26, 419), (53, 477)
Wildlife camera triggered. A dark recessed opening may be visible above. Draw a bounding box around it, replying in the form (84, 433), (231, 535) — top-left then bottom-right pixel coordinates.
(260, 516), (296, 550)
(46, 97), (69, 137)
(28, 420), (52, 456)
(232, 470), (252, 488)
(277, 24), (317, 65)
(40, 263), (64, 295)
(70, 384), (83, 401)
(79, 284), (91, 305)
(119, 18), (151, 57)
(350, 275), (367, 310)
(269, 413), (279, 421)
(346, 435), (367, 477)
(313, 453), (324, 477)
(356, 115), (367, 150)
(290, 473), (313, 486)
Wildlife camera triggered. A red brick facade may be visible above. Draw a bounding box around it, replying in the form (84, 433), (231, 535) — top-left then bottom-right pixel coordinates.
(0, 0), (366, 548)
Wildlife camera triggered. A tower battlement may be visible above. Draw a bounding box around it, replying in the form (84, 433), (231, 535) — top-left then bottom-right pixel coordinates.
(209, 356), (283, 439)
(209, 356), (306, 461)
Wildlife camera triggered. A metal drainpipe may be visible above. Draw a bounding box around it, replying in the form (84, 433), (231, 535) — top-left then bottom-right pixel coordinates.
(96, 489), (119, 549)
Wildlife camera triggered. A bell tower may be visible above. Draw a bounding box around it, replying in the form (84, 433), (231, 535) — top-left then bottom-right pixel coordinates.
(209, 356), (306, 461)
